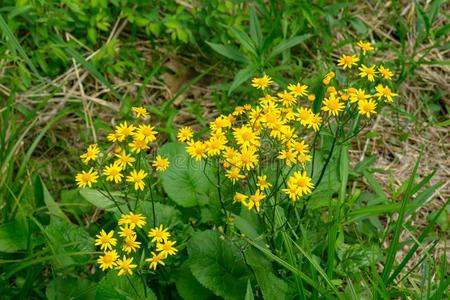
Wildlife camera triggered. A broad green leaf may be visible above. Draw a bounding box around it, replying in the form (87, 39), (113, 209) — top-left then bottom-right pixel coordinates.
(229, 65), (257, 95)
(175, 261), (214, 300)
(135, 201), (181, 228)
(96, 271), (156, 300)
(35, 176), (69, 222)
(228, 27), (257, 56)
(159, 143), (215, 207)
(249, 8), (262, 47)
(46, 277), (96, 300)
(269, 34), (312, 58)
(245, 280), (254, 300)
(188, 230), (250, 300)
(79, 188), (121, 211)
(0, 217), (28, 253)
(206, 42), (248, 63)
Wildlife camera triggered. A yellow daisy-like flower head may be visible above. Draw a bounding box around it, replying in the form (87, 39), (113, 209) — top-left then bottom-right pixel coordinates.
(115, 122), (136, 141)
(116, 256), (137, 276)
(95, 229), (117, 251)
(297, 107), (313, 126)
(233, 192), (248, 204)
(118, 224), (135, 239)
(358, 64), (377, 82)
(283, 171), (314, 201)
(358, 99), (377, 118)
(237, 146), (258, 171)
(323, 71), (335, 85)
(356, 41), (374, 55)
(107, 132), (121, 143)
(132, 106), (149, 118)
(278, 149), (298, 167)
(186, 140), (207, 161)
(145, 252), (166, 270)
(251, 75), (272, 90)
(148, 225), (171, 243)
(134, 124), (157, 143)
(156, 240), (178, 258)
(257, 175), (272, 191)
(80, 144), (100, 164)
(103, 162), (123, 184)
(152, 155), (170, 172)
(97, 250), (119, 271)
(349, 88), (370, 103)
(308, 94), (316, 102)
(322, 94), (345, 116)
(126, 169), (147, 191)
(119, 212), (147, 229)
(115, 150), (136, 169)
(288, 83), (309, 97)
(277, 91), (297, 107)
(374, 84), (398, 102)
(225, 167), (245, 183)
(378, 66), (394, 80)
(128, 138), (149, 154)
(75, 168), (98, 188)
(244, 190), (265, 212)
(337, 54), (359, 69)
(233, 125), (260, 148)
(122, 235), (141, 254)
(307, 113), (322, 132)
(177, 126), (194, 142)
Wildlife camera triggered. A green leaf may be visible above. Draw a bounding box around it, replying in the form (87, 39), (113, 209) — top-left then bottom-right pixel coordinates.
(35, 176), (69, 222)
(228, 26), (257, 56)
(187, 230), (250, 300)
(158, 143), (215, 207)
(46, 277), (96, 300)
(229, 65), (257, 95)
(0, 217), (28, 253)
(245, 280), (254, 300)
(269, 34), (312, 58)
(96, 271), (157, 300)
(175, 261), (214, 300)
(249, 8), (262, 47)
(206, 42), (248, 63)
(79, 188), (121, 211)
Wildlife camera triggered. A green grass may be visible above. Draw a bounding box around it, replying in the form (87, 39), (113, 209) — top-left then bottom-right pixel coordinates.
(0, 0), (449, 299)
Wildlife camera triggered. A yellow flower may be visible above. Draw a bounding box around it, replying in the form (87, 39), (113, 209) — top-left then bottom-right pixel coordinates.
(251, 75), (272, 90)
(177, 126), (194, 142)
(148, 225), (171, 243)
(97, 250), (118, 271)
(337, 54), (359, 69)
(225, 167), (245, 183)
(122, 235), (141, 254)
(237, 146), (258, 171)
(119, 212), (147, 229)
(323, 71), (335, 85)
(278, 149), (298, 167)
(128, 138), (149, 154)
(358, 99), (377, 118)
(115, 122), (136, 141)
(356, 41), (374, 55)
(244, 190), (265, 212)
(297, 107), (312, 126)
(210, 115), (232, 132)
(156, 240), (178, 258)
(95, 229), (117, 251)
(290, 140), (309, 155)
(322, 94), (345, 116)
(374, 84), (398, 102)
(298, 152), (312, 166)
(152, 155), (170, 172)
(257, 175), (272, 191)
(205, 134), (227, 156)
(283, 171), (314, 201)
(75, 168), (98, 188)
(233, 125), (260, 148)
(114, 150), (135, 169)
(118, 224), (135, 239)
(308, 94), (316, 102)
(132, 106), (149, 118)
(103, 162), (123, 183)
(107, 132), (121, 143)
(233, 192), (248, 204)
(349, 88), (370, 103)
(232, 106), (245, 116)
(378, 65), (393, 80)
(307, 113), (322, 132)
(116, 256), (137, 276)
(126, 169), (147, 191)
(145, 252), (166, 270)
(288, 83), (309, 97)
(134, 124), (157, 143)
(359, 64), (377, 82)
(277, 91), (297, 107)
(327, 86), (337, 95)
(80, 144), (100, 164)
(186, 140), (207, 161)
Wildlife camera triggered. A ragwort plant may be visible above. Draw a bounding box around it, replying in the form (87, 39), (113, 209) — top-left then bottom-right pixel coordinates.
(74, 42), (445, 299)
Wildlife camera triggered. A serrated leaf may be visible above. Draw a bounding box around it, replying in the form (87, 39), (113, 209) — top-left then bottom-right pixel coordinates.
(79, 188), (120, 211)
(0, 217), (28, 253)
(176, 261), (214, 300)
(158, 143), (215, 207)
(188, 230), (250, 300)
(269, 34), (312, 58)
(207, 42), (248, 63)
(96, 271), (156, 300)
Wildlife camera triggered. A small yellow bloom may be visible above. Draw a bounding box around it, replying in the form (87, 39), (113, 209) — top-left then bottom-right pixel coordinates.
(374, 84), (398, 102)
(177, 126), (194, 142)
(356, 41), (374, 55)
(116, 256), (137, 276)
(118, 224), (135, 239)
(297, 107), (313, 126)
(337, 54), (359, 69)
(122, 235), (141, 254)
(359, 64), (377, 82)
(128, 138), (149, 154)
(148, 225), (171, 243)
(277, 91), (297, 107)
(95, 229), (117, 251)
(126, 169), (147, 191)
(233, 125), (260, 148)
(322, 94), (345, 116)
(115, 150), (136, 169)
(145, 252), (166, 270)
(233, 192), (248, 204)
(80, 144), (100, 164)
(119, 212), (147, 229)
(156, 240), (178, 258)
(115, 122), (136, 141)
(103, 162), (123, 183)
(237, 147), (258, 171)
(278, 149), (298, 167)
(378, 65), (394, 80)
(307, 113), (322, 132)
(358, 99), (377, 118)
(251, 75), (272, 90)
(288, 83), (309, 97)
(225, 167), (245, 183)
(132, 106), (149, 118)
(152, 155), (170, 172)
(257, 175), (272, 191)
(186, 140), (207, 161)
(308, 94), (316, 102)
(134, 124), (157, 143)
(349, 88), (370, 103)
(75, 168), (98, 188)
(244, 190), (265, 212)
(107, 132), (121, 143)
(97, 250), (118, 271)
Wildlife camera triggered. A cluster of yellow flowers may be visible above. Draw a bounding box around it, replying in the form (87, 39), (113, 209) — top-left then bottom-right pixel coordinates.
(75, 107), (170, 190)
(175, 41), (396, 213)
(95, 213), (177, 275)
